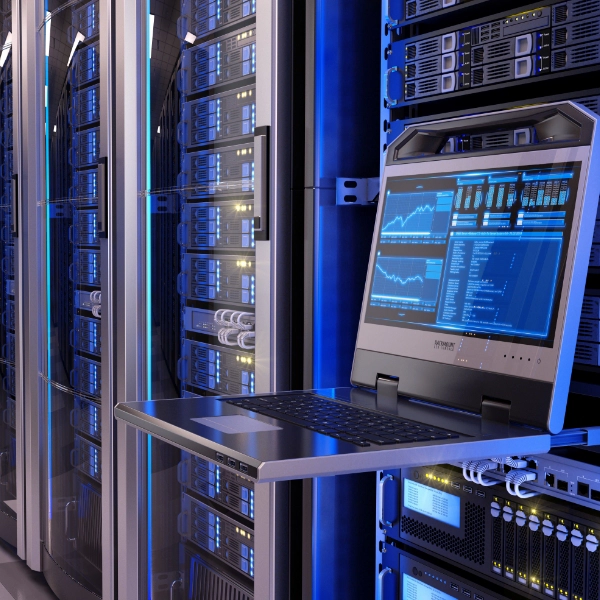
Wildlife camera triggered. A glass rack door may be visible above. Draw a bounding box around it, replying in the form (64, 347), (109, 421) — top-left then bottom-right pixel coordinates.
(144, 0), (259, 597)
(0, 0), (17, 545)
(43, 1), (104, 597)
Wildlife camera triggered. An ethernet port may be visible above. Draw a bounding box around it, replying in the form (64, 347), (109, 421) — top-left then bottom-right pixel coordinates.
(545, 473), (555, 487)
(578, 482), (590, 497)
(591, 489), (600, 502)
(557, 479), (568, 492)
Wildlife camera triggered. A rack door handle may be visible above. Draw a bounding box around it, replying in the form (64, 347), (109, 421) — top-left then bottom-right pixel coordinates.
(97, 157), (108, 237)
(253, 126), (269, 241)
(385, 0), (400, 28)
(377, 567), (393, 600)
(378, 473), (395, 527)
(11, 174), (17, 237)
(384, 67), (403, 108)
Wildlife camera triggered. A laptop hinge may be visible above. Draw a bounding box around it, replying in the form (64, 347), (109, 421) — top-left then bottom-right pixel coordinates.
(481, 397), (511, 425)
(376, 375), (400, 413)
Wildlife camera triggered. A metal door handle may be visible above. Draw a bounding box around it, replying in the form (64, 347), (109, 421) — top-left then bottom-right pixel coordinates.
(253, 126), (269, 241)
(378, 473), (395, 527)
(11, 174), (17, 236)
(377, 567), (393, 600)
(384, 67), (403, 108)
(170, 578), (183, 600)
(65, 500), (78, 541)
(97, 157), (108, 236)
(385, 0), (400, 28)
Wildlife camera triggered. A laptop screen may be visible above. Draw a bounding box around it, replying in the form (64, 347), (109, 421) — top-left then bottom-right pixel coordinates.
(365, 162), (582, 347)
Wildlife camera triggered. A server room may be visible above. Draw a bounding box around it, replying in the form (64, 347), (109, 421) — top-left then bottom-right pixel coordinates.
(0, 0), (598, 599)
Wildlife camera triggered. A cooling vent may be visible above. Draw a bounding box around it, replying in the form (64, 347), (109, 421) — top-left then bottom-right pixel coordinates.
(487, 40), (512, 60)
(471, 136), (484, 149)
(472, 47), (485, 64)
(483, 133), (511, 147)
(194, 373), (209, 387)
(189, 554), (253, 600)
(77, 479), (102, 572)
(579, 96), (600, 113)
(553, 3), (568, 22)
(574, 344), (593, 361)
(486, 62), (511, 80)
(558, 541), (570, 594)
(416, 57), (440, 77)
(417, 38), (442, 57)
(553, 28), (568, 46)
(401, 502), (486, 565)
(417, 0), (440, 13)
(572, 0), (600, 18)
(573, 545), (585, 597)
(471, 68), (484, 85)
(579, 321), (595, 336)
(582, 298), (597, 316)
(416, 77), (441, 95)
(571, 20), (600, 42)
(471, 28), (480, 46)
(406, 82), (416, 98)
(553, 50), (567, 69)
(406, 64), (417, 79)
(479, 24), (491, 43)
(589, 551), (600, 600)
(490, 23), (501, 40)
(406, 44), (417, 60)
(570, 42), (600, 64)
(406, 1), (418, 18)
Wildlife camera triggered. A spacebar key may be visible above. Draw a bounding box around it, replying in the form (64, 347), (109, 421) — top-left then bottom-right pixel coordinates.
(253, 408), (313, 428)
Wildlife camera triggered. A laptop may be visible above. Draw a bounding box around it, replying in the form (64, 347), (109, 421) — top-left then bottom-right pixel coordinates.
(116, 102), (600, 483)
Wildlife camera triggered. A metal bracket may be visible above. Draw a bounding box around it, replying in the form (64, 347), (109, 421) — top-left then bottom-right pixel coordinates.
(336, 177), (380, 205)
(376, 375), (399, 413)
(481, 397), (511, 425)
(550, 427), (600, 448)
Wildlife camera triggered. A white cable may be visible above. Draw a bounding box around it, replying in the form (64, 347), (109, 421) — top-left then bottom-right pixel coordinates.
(506, 457), (528, 469)
(91, 305), (101, 318)
(505, 470), (538, 499)
(237, 331), (255, 350)
(474, 460), (500, 486)
(232, 311), (255, 331)
(462, 461), (476, 482)
(90, 290), (102, 304)
(217, 328), (239, 346)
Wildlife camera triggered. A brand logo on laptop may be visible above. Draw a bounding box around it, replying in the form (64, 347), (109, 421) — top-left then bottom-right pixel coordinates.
(434, 340), (456, 351)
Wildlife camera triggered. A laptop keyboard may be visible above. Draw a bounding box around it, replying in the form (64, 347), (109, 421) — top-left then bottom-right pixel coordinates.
(227, 393), (460, 447)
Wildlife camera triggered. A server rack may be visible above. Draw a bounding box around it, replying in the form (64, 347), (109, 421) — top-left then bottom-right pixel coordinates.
(374, 1), (600, 598)
(40, 1), (113, 598)
(113, 0), (294, 598)
(0, 0), (23, 554)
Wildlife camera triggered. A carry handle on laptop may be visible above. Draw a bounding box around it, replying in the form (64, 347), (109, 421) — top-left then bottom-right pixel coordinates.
(387, 102), (595, 164)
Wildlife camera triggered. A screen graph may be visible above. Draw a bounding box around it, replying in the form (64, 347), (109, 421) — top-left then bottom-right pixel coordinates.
(371, 257), (442, 311)
(381, 190), (452, 239)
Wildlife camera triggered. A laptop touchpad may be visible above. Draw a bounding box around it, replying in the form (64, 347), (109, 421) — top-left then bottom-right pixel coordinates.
(192, 415), (283, 434)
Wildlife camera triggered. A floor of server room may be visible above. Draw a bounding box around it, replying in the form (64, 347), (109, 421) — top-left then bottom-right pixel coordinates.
(0, 542), (57, 600)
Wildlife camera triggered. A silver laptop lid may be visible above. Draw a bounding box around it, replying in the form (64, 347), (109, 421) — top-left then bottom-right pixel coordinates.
(352, 103), (600, 433)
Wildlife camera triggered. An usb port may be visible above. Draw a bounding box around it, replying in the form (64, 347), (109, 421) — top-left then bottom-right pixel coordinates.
(215, 452), (224, 463)
(451, 583), (459, 591)
(474, 595), (484, 600)
(239, 463), (249, 474)
(227, 458), (237, 469)
(463, 485), (473, 494)
(462, 589), (471, 598)
(476, 490), (485, 498)
(451, 482), (460, 489)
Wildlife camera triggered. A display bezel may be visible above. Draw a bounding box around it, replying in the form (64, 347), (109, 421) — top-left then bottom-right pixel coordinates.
(355, 146), (593, 385)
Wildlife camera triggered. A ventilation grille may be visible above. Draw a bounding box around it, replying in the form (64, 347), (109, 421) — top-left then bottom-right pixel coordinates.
(401, 502), (486, 565)
(416, 37), (442, 57)
(553, 3), (568, 23)
(572, 544), (585, 597)
(188, 553), (253, 600)
(77, 479), (102, 572)
(572, 0), (600, 18)
(553, 50), (567, 69)
(486, 62), (512, 81)
(569, 41), (600, 65)
(486, 40), (512, 62)
(406, 1), (417, 18)
(574, 343), (595, 362)
(543, 537), (556, 587)
(409, 57), (440, 79)
(471, 68), (484, 86)
(570, 20), (600, 43)
(530, 529), (542, 579)
(417, 0), (440, 13)
(589, 549), (600, 600)
(558, 540), (570, 592)
(472, 47), (485, 64)
(406, 44), (417, 61)
(483, 133), (511, 148)
(553, 27), (568, 46)
(575, 95), (600, 114)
